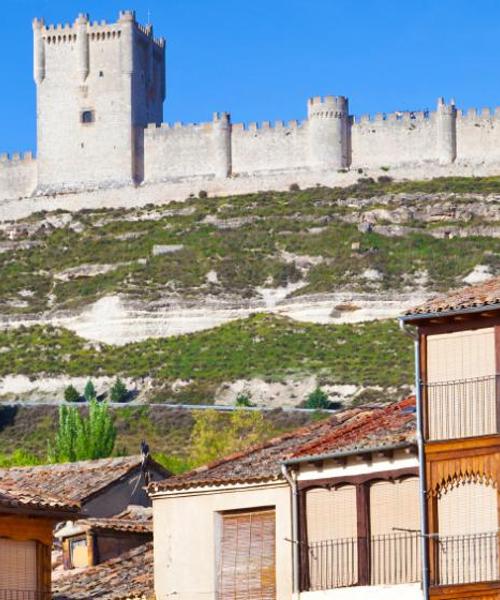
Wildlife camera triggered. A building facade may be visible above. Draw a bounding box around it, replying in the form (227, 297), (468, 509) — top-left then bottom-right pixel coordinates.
(401, 277), (500, 600)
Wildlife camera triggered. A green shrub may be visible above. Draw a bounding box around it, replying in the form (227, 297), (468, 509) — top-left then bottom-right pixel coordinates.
(305, 387), (331, 409)
(235, 392), (254, 407)
(110, 378), (128, 403)
(64, 384), (80, 403)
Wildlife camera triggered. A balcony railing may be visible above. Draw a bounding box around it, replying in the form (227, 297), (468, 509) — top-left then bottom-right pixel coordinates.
(424, 374), (498, 441)
(430, 531), (500, 586)
(0, 592), (51, 600)
(305, 532), (421, 591)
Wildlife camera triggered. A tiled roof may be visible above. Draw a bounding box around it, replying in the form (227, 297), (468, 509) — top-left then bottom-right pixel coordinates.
(0, 456), (165, 504)
(149, 398), (416, 493)
(52, 542), (153, 600)
(0, 487), (79, 514)
(286, 396), (416, 461)
(404, 276), (500, 318)
(57, 506), (152, 538)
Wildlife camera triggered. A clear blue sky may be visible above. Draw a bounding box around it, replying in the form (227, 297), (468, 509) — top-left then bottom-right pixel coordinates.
(3, 0), (500, 154)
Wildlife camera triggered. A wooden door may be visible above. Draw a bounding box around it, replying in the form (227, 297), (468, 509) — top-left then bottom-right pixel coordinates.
(218, 508), (276, 600)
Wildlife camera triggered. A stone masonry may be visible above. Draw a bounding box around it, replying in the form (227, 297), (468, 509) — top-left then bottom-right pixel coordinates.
(2, 10), (500, 219)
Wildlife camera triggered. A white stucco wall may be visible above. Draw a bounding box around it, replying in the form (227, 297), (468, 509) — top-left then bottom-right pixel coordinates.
(152, 482), (292, 600)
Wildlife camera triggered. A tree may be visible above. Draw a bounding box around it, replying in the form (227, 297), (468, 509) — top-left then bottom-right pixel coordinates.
(305, 387), (331, 409)
(64, 384), (80, 403)
(189, 408), (269, 467)
(84, 379), (97, 402)
(110, 378), (128, 403)
(48, 399), (116, 463)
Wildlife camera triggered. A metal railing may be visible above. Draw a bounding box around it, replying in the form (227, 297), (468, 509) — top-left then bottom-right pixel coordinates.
(430, 531), (500, 586)
(371, 532), (421, 585)
(424, 374), (498, 441)
(306, 532), (421, 590)
(0, 592), (51, 600)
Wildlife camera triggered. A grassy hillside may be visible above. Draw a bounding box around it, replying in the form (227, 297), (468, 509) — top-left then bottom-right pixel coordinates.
(1, 176), (498, 314)
(0, 316), (413, 401)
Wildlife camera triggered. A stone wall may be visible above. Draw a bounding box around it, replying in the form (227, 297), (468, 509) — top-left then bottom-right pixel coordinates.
(0, 153), (37, 200)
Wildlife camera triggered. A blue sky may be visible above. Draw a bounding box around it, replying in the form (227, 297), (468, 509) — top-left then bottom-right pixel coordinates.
(3, 0), (500, 153)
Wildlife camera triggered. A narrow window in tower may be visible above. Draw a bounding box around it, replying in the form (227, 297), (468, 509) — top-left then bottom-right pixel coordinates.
(99, 71), (104, 77)
(81, 110), (95, 124)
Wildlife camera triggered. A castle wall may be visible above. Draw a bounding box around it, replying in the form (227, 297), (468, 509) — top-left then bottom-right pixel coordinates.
(0, 154), (37, 200)
(351, 113), (437, 168)
(231, 121), (308, 175)
(456, 109), (500, 163)
(144, 123), (215, 180)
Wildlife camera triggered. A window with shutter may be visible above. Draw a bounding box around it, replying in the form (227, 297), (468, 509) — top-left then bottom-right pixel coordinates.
(427, 328), (496, 439)
(0, 538), (38, 591)
(305, 485), (358, 589)
(437, 481), (498, 584)
(369, 478), (420, 584)
(217, 508), (276, 600)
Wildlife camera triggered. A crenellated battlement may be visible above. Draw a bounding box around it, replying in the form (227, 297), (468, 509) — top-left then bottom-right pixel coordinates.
(0, 152), (35, 163)
(307, 95), (348, 119)
(34, 11), (164, 48)
(232, 119), (302, 132)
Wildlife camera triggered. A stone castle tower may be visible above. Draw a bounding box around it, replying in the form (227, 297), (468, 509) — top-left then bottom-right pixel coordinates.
(32, 10), (165, 193)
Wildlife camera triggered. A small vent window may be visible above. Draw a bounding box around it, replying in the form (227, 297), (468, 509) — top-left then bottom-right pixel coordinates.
(81, 110), (95, 124)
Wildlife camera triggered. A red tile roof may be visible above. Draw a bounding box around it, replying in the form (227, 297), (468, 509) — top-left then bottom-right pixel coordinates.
(53, 541), (153, 600)
(404, 276), (500, 318)
(287, 396), (416, 460)
(149, 398), (416, 493)
(58, 506), (152, 538)
(0, 487), (79, 514)
(0, 455), (167, 505)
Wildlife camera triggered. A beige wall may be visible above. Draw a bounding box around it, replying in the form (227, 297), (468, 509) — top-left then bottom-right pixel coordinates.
(152, 482), (292, 600)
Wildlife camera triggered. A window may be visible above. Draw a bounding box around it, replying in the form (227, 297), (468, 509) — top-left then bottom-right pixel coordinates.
(81, 110), (95, 124)
(69, 537), (88, 568)
(306, 485), (358, 588)
(0, 539), (37, 590)
(99, 71), (104, 77)
(217, 508), (276, 600)
(369, 478), (420, 584)
(436, 480), (498, 584)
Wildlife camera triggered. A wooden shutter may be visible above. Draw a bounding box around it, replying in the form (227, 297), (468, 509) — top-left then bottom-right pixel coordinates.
(438, 481), (498, 583)
(427, 328), (496, 439)
(305, 485), (358, 589)
(369, 478), (420, 584)
(0, 538), (38, 590)
(218, 509), (276, 600)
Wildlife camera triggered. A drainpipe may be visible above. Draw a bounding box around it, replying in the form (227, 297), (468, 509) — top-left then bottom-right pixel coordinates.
(400, 319), (430, 600)
(281, 463), (300, 598)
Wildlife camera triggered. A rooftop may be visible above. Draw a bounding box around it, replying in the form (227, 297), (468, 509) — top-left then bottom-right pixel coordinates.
(0, 455), (164, 505)
(52, 541), (153, 600)
(403, 276), (500, 319)
(56, 505), (152, 539)
(149, 398), (416, 493)
(0, 487), (79, 516)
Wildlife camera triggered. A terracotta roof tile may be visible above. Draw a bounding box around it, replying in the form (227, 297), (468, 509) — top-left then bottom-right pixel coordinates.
(0, 456), (165, 504)
(0, 487), (79, 513)
(52, 541), (153, 600)
(57, 506), (152, 537)
(287, 396), (416, 460)
(150, 398), (416, 493)
(404, 276), (500, 318)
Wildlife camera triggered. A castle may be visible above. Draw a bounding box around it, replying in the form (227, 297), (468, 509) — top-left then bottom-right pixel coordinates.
(2, 10), (500, 218)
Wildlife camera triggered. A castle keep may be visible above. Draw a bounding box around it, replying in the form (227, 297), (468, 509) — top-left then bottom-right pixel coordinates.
(2, 10), (500, 214)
